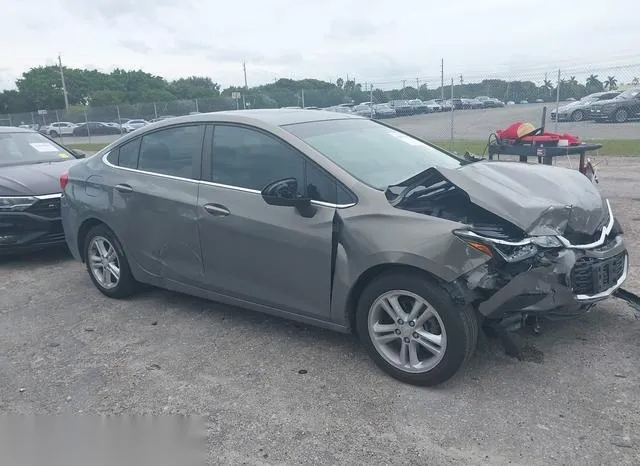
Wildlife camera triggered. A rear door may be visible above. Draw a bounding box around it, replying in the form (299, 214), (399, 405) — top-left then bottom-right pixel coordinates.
(103, 124), (206, 283)
(196, 124), (347, 319)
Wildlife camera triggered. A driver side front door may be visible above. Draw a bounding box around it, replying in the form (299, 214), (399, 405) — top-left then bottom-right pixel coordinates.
(196, 124), (340, 320)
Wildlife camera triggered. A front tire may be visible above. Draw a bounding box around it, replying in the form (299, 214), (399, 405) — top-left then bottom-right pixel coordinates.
(83, 224), (136, 299)
(571, 110), (584, 122)
(614, 108), (628, 123)
(356, 272), (478, 386)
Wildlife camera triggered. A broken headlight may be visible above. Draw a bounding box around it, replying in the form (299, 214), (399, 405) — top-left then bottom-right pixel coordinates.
(454, 230), (563, 263)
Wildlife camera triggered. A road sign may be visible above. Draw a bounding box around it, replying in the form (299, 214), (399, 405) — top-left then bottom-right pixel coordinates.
(37, 109), (48, 115)
(231, 92), (241, 99)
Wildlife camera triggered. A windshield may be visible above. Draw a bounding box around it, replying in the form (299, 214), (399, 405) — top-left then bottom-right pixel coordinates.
(283, 118), (462, 189)
(617, 89), (640, 99)
(0, 131), (74, 167)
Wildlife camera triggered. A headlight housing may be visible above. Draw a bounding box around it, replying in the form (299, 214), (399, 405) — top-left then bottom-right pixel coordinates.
(454, 230), (563, 263)
(0, 196), (37, 212)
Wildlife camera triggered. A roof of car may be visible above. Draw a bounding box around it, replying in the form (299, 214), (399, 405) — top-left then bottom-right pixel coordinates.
(143, 108), (363, 130)
(0, 126), (33, 133)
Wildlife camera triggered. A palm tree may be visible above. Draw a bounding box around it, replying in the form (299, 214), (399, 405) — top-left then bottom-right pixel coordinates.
(632, 77), (640, 86)
(542, 78), (553, 97)
(604, 76), (618, 90)
(568, 76), (578, 85)
(586, 74), (601, 87)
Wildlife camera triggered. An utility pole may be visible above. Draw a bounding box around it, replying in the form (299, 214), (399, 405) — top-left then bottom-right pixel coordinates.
(416, 78), (420, 98)
(243, 61), (248, 88)
(440, 58), (444, 100)
(58, 53), (69, 112)
(370, 83), (373, 104)
(242, 61), (248, 109)
(460, 74), (464, 86)
(301, 88), (305, 108)
(555, 69), (561, 133)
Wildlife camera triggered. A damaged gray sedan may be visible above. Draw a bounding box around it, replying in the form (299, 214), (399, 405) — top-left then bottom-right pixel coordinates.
(60, 110), (629, 386)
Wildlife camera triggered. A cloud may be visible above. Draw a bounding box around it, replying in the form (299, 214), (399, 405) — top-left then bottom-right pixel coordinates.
(326, 19), (380, 40)
(1, 0), (639, 91)
(118, 39), (152, 55)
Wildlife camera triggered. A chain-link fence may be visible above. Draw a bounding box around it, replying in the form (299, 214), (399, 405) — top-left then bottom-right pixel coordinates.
(2, 63), (639, 154)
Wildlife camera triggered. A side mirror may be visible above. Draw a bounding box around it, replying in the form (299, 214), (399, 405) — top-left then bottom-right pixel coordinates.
(261, 178), (316, 217)
(70, 148), (86, 159)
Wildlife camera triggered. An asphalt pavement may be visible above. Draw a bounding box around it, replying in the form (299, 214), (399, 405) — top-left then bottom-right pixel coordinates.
(58, 103), (640, 148)
(1, 156), (639, 464)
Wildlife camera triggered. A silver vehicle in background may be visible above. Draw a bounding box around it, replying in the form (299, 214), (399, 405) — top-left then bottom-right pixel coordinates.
(551, 91), (621, 122)
(60, 109), (628, 386)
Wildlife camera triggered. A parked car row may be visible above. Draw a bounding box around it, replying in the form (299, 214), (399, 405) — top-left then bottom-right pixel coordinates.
(33, 119), (154, 138)
(551, 88), (640, 123)
(324, 96), (507, 119)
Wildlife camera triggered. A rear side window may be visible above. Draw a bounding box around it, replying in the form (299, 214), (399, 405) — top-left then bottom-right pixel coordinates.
(138, 125), (204, 179)
(117, 138), (141, 169)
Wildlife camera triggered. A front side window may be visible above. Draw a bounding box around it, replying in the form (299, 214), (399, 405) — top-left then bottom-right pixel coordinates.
(211, 125), (355, 204)
(211, 125), (304, 191)
(283, 118), (461, 189)
(137, 125), (204, 179)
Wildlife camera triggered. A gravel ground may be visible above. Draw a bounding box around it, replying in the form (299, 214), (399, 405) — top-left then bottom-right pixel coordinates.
(1, 156), (639, 465)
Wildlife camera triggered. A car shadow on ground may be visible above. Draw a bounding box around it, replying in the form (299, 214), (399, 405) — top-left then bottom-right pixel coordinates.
(120, 285), (636, 389)
(0, 246), (73, 269)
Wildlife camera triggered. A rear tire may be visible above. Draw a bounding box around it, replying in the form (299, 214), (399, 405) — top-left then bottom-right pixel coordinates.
(356, 272), (478, 386)
(83, 224), (136, 299)
(49, 130), (59, 137)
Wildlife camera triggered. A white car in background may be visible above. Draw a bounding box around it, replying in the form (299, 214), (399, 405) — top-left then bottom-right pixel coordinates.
(122, 119), (149, 132)
(40, 121), (77, 137)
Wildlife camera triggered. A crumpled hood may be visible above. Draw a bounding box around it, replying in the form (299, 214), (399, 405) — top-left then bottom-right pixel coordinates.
(0, 160), (79, 196)
(435, 161), (607, 236)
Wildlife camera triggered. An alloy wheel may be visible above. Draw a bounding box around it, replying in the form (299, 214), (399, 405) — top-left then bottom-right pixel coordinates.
(88, 236), (121, 289)
(368, 290), (447, 373)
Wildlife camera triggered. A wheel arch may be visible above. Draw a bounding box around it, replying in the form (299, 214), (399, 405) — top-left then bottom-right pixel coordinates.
(345, 263), (445, 335)
(77, 217), (109, 262)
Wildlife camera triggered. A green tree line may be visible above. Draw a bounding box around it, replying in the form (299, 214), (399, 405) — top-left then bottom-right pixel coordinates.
(1, 64), (635, 117)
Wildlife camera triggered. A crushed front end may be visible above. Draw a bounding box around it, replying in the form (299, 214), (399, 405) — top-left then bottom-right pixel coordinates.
(455, 199), (628, 321)
(386, 162), (631, 353)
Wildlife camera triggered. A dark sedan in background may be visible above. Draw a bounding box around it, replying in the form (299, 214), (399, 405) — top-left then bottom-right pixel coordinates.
(0, 127), (85, 254)
(590, 88), (640, 123)
(73, 122), (124, 137)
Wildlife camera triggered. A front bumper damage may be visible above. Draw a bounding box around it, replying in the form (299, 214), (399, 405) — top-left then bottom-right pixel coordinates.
(471, 235), (627, 319)
(453, 201), (635, 357)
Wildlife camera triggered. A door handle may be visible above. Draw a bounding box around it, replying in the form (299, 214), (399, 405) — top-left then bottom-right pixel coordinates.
(203, 203), (230, 216)
(115, 184), (133, 193)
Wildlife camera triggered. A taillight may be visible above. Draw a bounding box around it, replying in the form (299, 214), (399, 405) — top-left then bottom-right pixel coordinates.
(59, 172), (69, 190)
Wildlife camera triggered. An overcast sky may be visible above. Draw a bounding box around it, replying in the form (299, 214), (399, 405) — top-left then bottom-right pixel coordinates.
(2, 0), (639, 90)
